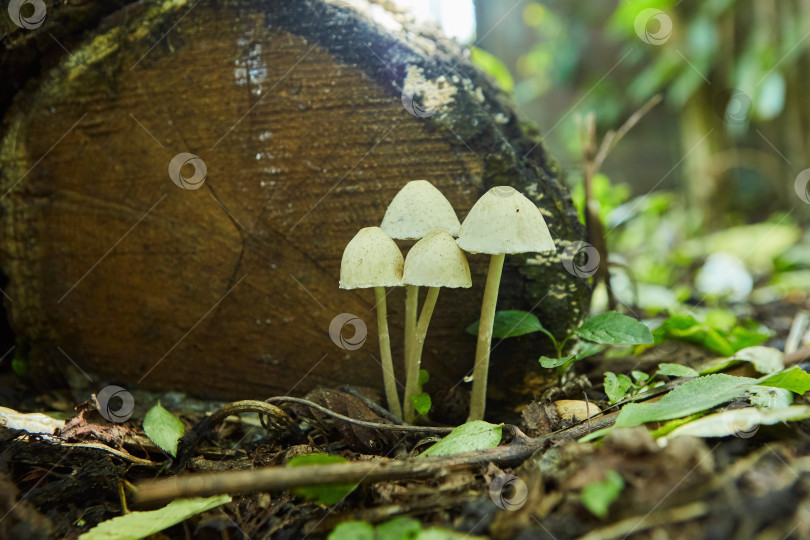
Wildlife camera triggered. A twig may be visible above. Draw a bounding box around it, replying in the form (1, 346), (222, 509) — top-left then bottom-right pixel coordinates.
(580, 94), (662, 311)
(136, 438), (547, 505)
(785, 310), (809, 356)
(266, 396), (453, 435)
(785, 346), (810, 366)
(593, 94), (663, 173)
(175, 400), (300, 470)
(577, 501), (709, 540)
(135, 412), (620, 506)
(205, 400), (299, 433)
(55, 440), (161, 467)
(581, 112), (615, 310)
(339, 385), (407, 425)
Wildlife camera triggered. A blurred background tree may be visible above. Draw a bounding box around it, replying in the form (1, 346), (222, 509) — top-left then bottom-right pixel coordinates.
(469, 0), (810, 227)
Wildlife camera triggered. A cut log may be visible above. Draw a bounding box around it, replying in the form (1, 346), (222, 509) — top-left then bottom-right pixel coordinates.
(0, 0), (589, 413)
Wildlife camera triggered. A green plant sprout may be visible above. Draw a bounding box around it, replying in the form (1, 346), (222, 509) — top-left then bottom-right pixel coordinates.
(410, 369), (432, 417)
(604, 363), (700, 404)
(468, 310), (653, 377)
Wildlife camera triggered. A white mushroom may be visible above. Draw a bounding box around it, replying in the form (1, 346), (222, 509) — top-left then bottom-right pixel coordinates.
(340, 226), (404, 419)
(401, 230), (471, 422)
(457, 186), (555, 421)
(380, 180), (461, 423)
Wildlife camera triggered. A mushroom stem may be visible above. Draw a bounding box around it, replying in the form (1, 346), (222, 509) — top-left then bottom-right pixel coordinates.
(374, 287), (402, 420)
(404, 285), (418, 416)
(467, 253), (505, 422)
(403, 286), (440, 423)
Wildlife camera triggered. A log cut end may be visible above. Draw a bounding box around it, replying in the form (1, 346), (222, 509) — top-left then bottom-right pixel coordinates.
(0, 0), (589, 414)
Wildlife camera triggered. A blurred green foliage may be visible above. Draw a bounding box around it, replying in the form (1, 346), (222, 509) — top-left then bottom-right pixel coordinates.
(516, 0), (801, 132)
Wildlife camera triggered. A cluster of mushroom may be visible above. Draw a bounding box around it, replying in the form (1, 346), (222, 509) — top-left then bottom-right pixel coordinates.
(340, 181), (555, 422)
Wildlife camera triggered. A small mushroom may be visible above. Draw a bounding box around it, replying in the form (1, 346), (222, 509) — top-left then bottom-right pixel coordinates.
(401, 230), (471, 422)
(457, 186), (555, 421)
(381, 180), (461, 239)
(380, 180), (461, 422)
(340, 226), (404, 419)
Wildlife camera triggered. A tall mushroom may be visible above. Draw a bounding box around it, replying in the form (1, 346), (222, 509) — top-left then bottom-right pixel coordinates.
(456, 186), (555, 421)
(380, 180), (461, 420)
(340, 226), (404, 419)
(401, 230), (471, 422)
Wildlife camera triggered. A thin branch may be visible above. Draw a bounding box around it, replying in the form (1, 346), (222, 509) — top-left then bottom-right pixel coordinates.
(580, 94), (662, 312)
(266, 396), (453, 435)
(135, 412), (620, 506)
(593, 94), (663, 172)
(579, 501), (709, 540)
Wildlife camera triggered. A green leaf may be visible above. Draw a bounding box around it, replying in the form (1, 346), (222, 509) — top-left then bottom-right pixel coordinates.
(656, 363), (700, 378)
(663, 405), (810, 441)
(604, 372), (634, 403)
(420, 421), (502, 457)
(614, 374), (756, 428)
(466, 310), (547, 339)
(328, 521), (375, 540)
(584, 367), (810, 442)
(759, 366), (810, 394)
(539, 353), (575, 369)
(653, 314), (734, 356)
(418, 369), (430, 386)
(417, 528), (480, 539)
(575, 341), (605, 361)
(699, 345), (785, 375)
(79, 496), (231, 540)
(287, 454), (358, 505)
(725, 325), (771, 352)
(575, 312), (653, 345)
(470, 46), (515, 92)
(631, 371), (650, 384)
(143, 401), (184, 457)
(411, 393), (432, 416)
(581, 470), (624, 519)
(733, 346), (784, 374)
(376, 517), (422, 540)
(749, 387), (792, 408)
(329, 517), (480, 540)
(650, 413), (706, 438)
(655, 314), (771, 356)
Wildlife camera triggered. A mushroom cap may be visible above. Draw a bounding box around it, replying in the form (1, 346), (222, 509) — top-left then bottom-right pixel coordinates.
(380, 180), (461, 239)
(403, 230), (472, 288)
(340, 227), (404, 289)
(456, 186), (556, 255)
